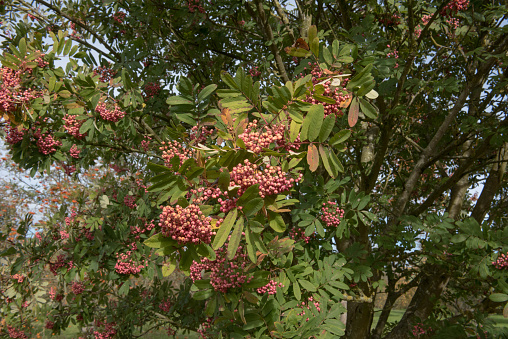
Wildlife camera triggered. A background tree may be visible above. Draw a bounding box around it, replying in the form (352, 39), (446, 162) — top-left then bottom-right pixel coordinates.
(0, 0), (507, 338)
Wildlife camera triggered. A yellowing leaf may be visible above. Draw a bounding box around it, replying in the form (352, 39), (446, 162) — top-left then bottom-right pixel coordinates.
(307, 144), (319, 172)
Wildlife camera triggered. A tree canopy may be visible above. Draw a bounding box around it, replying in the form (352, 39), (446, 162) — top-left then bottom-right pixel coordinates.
(0, 0), (507, 338)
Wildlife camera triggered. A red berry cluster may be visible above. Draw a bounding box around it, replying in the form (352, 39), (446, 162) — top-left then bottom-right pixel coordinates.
(49, 287), (64, 301)
(45, 320), (55, 329)
(297, 296), (321, 321)
(257, 280), (284, 295)
(493, 252), (508, 269)
(378, 13), (401, 26)
(96, 102), (126, 122)
(159, 298), (171, 312)
(113, 11), (126, 23)
(49, 254), (74, 275)
(130, 221), (155, 239)
(114, 251), (147, 275)
(440, 0), (469, 17)
(190, 240), (252, 293)
(69, 144), (81, 158)
(11, 274), (24, 283)
(143, 82), (161, 100)
(94, 321), (117, 339)
(7, 326), (27, 339)
(63, 114), (87, 139)
(187, 0), (205, 13)
(239, 120), (284, 153)
(230, 159), (302, 198)
(0, 66), (42, 113)
(124, 195), (137, 209)
(4, 124), (25, 144)
(71, 282), (85, 295)
(34, 130), (62, 155)
(93, 65), (116, 83)
(190, 125), (214, 143)
(248, 66), (261, 77)
(300, 62), (351, 117)
(159, 204), (213, 244)
(289, 227), (311, 244)
(320, 201), (344, 228)
(160, 140), (193, 167)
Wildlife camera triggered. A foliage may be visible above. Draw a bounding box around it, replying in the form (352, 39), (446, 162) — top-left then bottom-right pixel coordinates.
(0, 0), (507, 339)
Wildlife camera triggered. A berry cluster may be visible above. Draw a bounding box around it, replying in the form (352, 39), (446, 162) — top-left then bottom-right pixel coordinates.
(248, 66), (261, 77)
(113, 11), (126, 23)
(141, 136), (151, 152)
(4, 124), (25, 144)
(45, 320), (55, 329)
(49, 254), (74, 275)
(300, 63), (351, 117)
(114, 251), (147, 275)
(441, 0), (469, 17)
(34, 130), (62, 155)
(96, 102), (126, 122)
(238, 120), (284, 153)
(143, 82), (161, 100)
(130, 221), (155, 239)
(230, 159), (302, 198)
(159, 204), (213, 244)
(71, 282), (85, 295)
(289, 227), (311, 244)
(257, 280), (284, 295)
(7, 326), (27, 339)
(493, 252), (508, 269)
(190, 125), (214, 143)
(378, 13), (401, 26)
(160, 140), (193, 167)
(124, 195), (137, 209)
(159, 298), (172, 312)
(11, 274), (24, 283)
(93, 65), (116, 83)
(320, 201), (344, 228)
(190, 240), (252, 293)
(94, 322), (117, 339)
(63, 114), (87, 139)
(187, 0), (205, 14)
(297, 296), (321, 321)
(70, 144), (81, 158)
(0, 66), (42, 113)
(49, 287), (64, 301)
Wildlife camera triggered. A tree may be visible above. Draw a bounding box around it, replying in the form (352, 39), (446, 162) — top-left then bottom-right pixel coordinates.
(0, 0), (507, 338)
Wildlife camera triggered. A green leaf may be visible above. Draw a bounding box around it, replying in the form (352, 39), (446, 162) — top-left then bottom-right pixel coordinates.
(242, 198), (264, 217)
(301, 104), (324, 141)
(293, 280), (301, 300)
(298, 279), (317, 292)
(167, 96), (193, 105)
(290, 120), (301, 142)
(359, 98), (378, 119)
(329, 130), (351, 146)
(63, 39), (73, 56)
(205, 297), (216, 316)
(319, 145), (336, 178)
(489, 293), (508, 303)
(310, 37), (319, 58)
(118, 280), (130, 296)
(329, 150), (344, 173)
(198, 84), (217, 102)
(162, 255), (177, 277)
(268, 211), (286, 233)
(217, 169), (230, 191)
(193, 289), (215, 300)
(245, 228), (257, 263)
(319, 114), (336, 142)
(144, 233), (178, 249)
(227, 218), (244, 260)
(175, 113), (196, 125)
(237, 184), (260, 206)
(450, 234), (467, 243)
(322, 47), (332, 65)
(212, 209), (238, 250)
(79, 119), (93, 134)
(18, 38), (26, 56)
